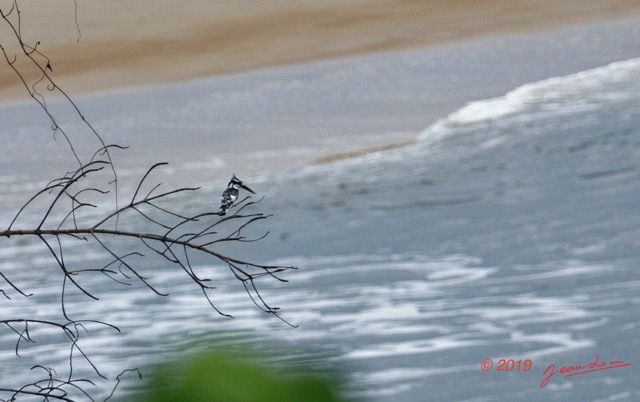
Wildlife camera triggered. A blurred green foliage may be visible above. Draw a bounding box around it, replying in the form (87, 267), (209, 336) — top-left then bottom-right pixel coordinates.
(140, 351), (348, 402)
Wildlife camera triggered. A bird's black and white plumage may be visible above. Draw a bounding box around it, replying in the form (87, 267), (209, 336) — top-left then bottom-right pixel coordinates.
(219, 174), (255, 216)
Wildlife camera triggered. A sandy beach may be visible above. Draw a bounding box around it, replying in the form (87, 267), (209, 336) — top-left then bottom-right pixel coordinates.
(2, 0), (640, 101)
(1, 0), (639, 196)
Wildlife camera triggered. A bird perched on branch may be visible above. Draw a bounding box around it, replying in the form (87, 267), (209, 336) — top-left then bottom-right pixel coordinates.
(219, 174), (256, 216)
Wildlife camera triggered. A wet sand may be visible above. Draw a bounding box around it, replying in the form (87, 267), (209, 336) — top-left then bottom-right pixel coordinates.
(2, 0), (640, 101)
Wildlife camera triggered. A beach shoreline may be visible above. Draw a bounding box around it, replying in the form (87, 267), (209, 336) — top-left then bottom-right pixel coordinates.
(1, 2), (639, 201)
(2, 0), (640, 102)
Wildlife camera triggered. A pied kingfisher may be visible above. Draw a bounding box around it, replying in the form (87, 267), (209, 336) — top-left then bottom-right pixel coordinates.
(219, 174), (256, 216)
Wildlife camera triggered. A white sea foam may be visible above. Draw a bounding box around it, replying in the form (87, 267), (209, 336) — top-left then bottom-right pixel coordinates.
(419, 57), (640, 141)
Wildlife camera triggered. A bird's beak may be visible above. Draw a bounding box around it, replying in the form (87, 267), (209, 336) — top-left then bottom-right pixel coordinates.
(240, 183), (256, 194)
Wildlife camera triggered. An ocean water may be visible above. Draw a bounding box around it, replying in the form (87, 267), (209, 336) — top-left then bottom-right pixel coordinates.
(254, 58), (640, 401)
(1, 56), (638, 401)
(1, 18), (640, 400)
(251, 58), (640, 400)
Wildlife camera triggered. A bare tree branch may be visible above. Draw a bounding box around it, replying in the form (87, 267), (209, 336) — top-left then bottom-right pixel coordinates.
(0, 2), (297, 400)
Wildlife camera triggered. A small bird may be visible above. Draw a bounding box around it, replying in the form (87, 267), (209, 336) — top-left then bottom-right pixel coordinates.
(219, 174), (256, 216)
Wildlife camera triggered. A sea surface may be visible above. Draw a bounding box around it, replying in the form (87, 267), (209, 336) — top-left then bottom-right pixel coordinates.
(1, 19), (639, 402)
